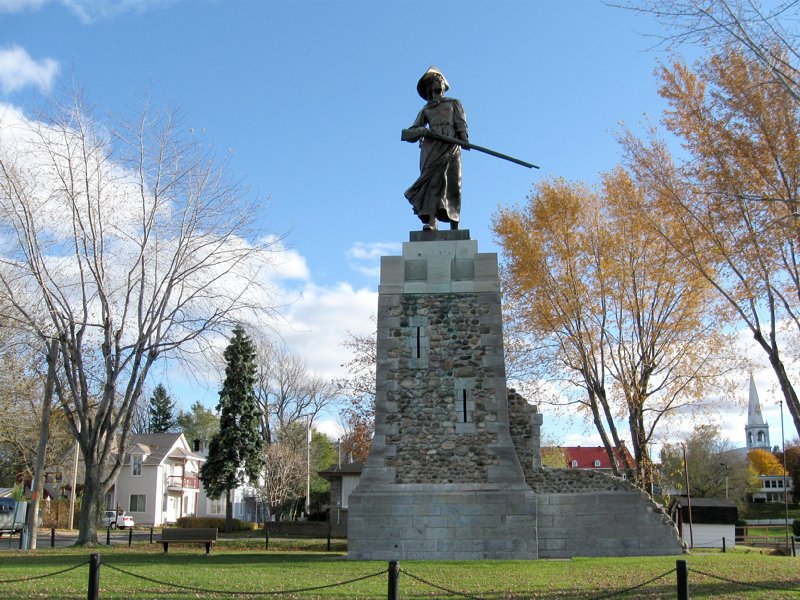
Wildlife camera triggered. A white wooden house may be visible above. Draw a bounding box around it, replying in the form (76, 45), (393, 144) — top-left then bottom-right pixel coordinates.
(107, 433), (206, 527)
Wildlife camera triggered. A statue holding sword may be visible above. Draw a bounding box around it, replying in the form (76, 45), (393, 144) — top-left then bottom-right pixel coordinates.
(402, 66), (537, 231)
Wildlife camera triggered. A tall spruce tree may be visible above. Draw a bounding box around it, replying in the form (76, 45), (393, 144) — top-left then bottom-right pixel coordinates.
(200, 325), (264, 532)
(148, 384), (177, 433)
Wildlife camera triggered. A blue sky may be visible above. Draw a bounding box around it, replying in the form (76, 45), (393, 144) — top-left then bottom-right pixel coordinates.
(0, 0), (785, 448)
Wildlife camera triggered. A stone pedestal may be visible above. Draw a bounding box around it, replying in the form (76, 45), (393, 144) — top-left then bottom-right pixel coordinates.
(348, 230), (538, 560)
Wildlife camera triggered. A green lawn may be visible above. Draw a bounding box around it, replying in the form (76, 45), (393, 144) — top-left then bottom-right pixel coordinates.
(0, 542), (798, 599)
(741, 503), (800, 521)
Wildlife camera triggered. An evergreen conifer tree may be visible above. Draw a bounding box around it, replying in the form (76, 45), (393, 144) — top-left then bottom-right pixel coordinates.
(148, 384), (176, 433)
(200, 325), (264, 531)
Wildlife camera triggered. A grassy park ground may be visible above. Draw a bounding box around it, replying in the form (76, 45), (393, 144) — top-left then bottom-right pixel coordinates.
(0, 538), (798, 599)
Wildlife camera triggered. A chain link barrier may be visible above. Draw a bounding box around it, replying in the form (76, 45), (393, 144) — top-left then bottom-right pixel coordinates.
(0, 559), (88, 584)
(400, 567), (488, 599)
(691, 567), (800, 592)
(589, 568), (676, 599)
(104, 561), (387, 596)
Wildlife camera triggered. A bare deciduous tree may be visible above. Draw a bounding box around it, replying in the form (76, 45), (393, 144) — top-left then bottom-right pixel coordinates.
(615, 0), (800, 100)
(254, 343), (337, 443)
(256, 442), (305, 520)
(0, 94), (279, 544)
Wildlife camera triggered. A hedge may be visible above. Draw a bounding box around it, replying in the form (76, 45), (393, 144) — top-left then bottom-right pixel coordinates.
(175, 516), (256, 531)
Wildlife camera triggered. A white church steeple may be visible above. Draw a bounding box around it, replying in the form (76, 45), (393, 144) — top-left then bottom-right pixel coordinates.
(745, 374), (770, 449)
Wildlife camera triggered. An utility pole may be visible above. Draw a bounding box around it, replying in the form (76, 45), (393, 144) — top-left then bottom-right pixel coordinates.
(682, 443), (694, 549)
(779, 400), (790, 553)
(720, 463), (730, 499)
(306, 415), (311, 518)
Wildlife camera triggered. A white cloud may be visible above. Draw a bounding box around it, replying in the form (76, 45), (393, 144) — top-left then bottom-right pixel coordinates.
(315, 418), (344, 441)
(346, 241), (401, 279)
(0, 0), (176, 23)
(276, 282), (376, 380)
(0, 0), (47, 12)
(0, 46), (58, 94)
(263, 235), (310, 282)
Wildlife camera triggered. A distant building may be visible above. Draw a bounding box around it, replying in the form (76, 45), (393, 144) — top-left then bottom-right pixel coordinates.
(318, 462), (362, 537)
(552, 446), (637, 479)
(753, 474), (794, 503)
(669, 496), (738, 549)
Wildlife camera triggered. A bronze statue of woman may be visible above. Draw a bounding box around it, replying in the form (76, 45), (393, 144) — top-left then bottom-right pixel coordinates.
(402, 67), (468, 231)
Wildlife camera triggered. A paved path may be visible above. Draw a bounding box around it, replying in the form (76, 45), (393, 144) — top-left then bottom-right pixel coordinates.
(0, 529), (155, 550)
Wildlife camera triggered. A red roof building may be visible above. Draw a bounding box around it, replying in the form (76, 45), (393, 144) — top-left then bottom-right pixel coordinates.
(559, 446), (637, 474)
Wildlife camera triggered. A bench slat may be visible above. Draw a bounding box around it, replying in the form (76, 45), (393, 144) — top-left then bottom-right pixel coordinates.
(160, 527), (218, 542)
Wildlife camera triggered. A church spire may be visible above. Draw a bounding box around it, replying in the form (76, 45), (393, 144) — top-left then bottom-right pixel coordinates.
(747, 374), (765, 426)
(745, 374), (770, 449)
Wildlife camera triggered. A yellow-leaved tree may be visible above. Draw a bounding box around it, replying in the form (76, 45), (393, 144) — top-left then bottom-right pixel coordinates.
(621, 44), (800, 439)
(748, 448), (785, 476)
(494, 171), (733, 489)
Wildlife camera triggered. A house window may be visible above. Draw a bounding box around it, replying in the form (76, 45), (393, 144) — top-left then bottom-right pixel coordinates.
(571, 460), (578, 468)
(593, 460), (601, 468)
(129, 494), (146, 513)
(131, 455), (142, 477)
(208, 498), (224, 515)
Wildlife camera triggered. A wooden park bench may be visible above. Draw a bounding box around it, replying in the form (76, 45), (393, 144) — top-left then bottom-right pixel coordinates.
(159, 527), (218, 555)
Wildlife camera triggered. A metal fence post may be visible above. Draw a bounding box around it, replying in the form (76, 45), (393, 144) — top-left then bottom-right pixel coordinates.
(128, 527), (133, 546)
(676, 559), (688, 600)
(106, 526), (111, 546)
(87, 553), (100, 600)
(722, 537), (726, 553)
(265, 523), (269, 550)
(51, 526), (55, 548)
(387, 560), (399, 600)
(149, 527), (153, 544)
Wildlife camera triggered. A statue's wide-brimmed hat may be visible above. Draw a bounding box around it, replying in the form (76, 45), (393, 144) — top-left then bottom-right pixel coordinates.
(417, 66), (449, 100)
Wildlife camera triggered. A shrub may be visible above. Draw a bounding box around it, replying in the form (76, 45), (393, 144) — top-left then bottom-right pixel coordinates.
(175, 516), (255, 531)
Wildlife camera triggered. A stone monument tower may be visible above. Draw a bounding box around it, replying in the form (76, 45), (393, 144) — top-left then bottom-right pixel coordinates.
(347, 230), (538, 560)
(347, 67), (681, 560)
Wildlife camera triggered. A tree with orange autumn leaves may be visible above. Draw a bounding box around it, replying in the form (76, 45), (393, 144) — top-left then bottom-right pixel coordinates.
(621, 43), (800, 439)
(494, 172), (734, 489)
(334, 326), (376, 463)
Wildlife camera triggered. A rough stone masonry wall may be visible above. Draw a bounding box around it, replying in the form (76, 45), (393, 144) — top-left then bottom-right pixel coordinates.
(505, 387), (683, 557)
(384, 293), (499, 483)
(506, 388), (634, 493)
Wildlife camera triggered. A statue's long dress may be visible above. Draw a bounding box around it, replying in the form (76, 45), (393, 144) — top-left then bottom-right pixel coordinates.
(404, 98), (468, 225)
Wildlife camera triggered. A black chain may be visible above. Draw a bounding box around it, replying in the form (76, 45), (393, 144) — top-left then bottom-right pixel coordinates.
(589, 568), (676, 599)
(0, 559), (88, 583)
(691, 567), (800, 592)
(103, 561), (387, 596)
(400, 568), (487, 600)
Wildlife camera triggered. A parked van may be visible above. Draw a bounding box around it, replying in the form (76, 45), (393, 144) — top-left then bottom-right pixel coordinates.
(0, 498), (27, 535)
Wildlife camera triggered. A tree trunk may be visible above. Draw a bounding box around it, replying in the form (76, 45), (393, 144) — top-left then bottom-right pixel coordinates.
(76, 457), (102, 545)
(27, 340), (59, 549)
(766, 344), (800, 438)
(225, 489), (233, 533)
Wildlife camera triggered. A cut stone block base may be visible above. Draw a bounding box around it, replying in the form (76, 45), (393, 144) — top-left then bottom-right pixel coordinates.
(348, 483), (538, 560)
